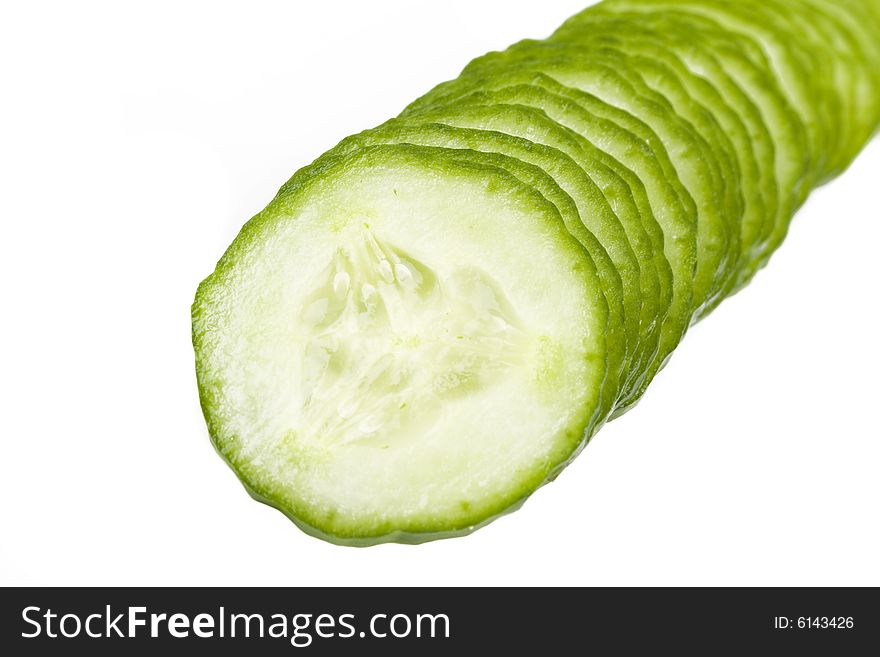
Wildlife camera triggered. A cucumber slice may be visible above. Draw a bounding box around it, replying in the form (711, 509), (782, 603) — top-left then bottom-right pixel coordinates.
(558, 7), (811, 273)
(193, 143), (609, 544)
(397, 100), (671, 398)
(407, 82), (697, 409)
(747, 0), (858, 177)
(332, 118), (666, 409)
(404, 92), (692, 407)
(604, 0), (833, 183)
(411, 50), (736, 318)
(739, 0), (880, 173)
(474, 40), (745, 316)
(546, 20), (774, 294)
(795, 0), (880, 167)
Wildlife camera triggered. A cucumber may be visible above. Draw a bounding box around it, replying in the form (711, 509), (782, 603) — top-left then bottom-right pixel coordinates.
(469, 42), (746, 317)
(545, 19), (774, 293)
(557, 7), (812, 273)
(603, 0), (834, 183)
(406, 81), (698, 409)
(741, 0), (858, 177)
(193, 143), (609, 544)
(193, 1), (880, 544)
(409, 50), (737, 319)
(786, 0), (880, 169)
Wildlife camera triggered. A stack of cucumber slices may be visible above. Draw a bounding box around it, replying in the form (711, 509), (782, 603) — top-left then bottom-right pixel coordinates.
(192, 0), (880, 545)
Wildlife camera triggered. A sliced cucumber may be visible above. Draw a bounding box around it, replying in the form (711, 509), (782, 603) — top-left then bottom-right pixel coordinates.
(194, 1), (880, 545)
(546, 19), (774, 294)
(410, 50), (736, 319)
(398, 99), (678, 396)
(193, 144), (609, 544)
(475, 41), (745, 316)
(794, 0), (880, 168)
(559, 7), (812, 272)
(407, 79), (701, 409)
(604, 0), (832, 183)
(748, 0), (857, 177)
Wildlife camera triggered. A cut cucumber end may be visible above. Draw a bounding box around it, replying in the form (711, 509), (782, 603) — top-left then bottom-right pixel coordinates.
(193, 145), (609, 543)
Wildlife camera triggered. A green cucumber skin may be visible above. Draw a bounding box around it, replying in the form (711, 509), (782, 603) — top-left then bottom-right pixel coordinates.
(784, 0), (880, 170)
(600, 0), (831, 184)
(683, 0), (851, 178)
(207, 429), (527, 547)
(195, 1), (880, 545)
(223, 437), (595, 547)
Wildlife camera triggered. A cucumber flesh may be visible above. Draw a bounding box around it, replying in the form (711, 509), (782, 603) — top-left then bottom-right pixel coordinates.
(334, 119), (661, 411)
(194, 144), (609, 544)
(376, 107), (630, 407)
(406, 81), (697, 408)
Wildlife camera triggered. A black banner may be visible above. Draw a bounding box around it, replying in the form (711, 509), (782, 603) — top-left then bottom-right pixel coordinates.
(1, 587), (877, 654)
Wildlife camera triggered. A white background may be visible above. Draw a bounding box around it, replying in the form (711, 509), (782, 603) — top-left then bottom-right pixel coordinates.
(2, 0), (878, 586)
